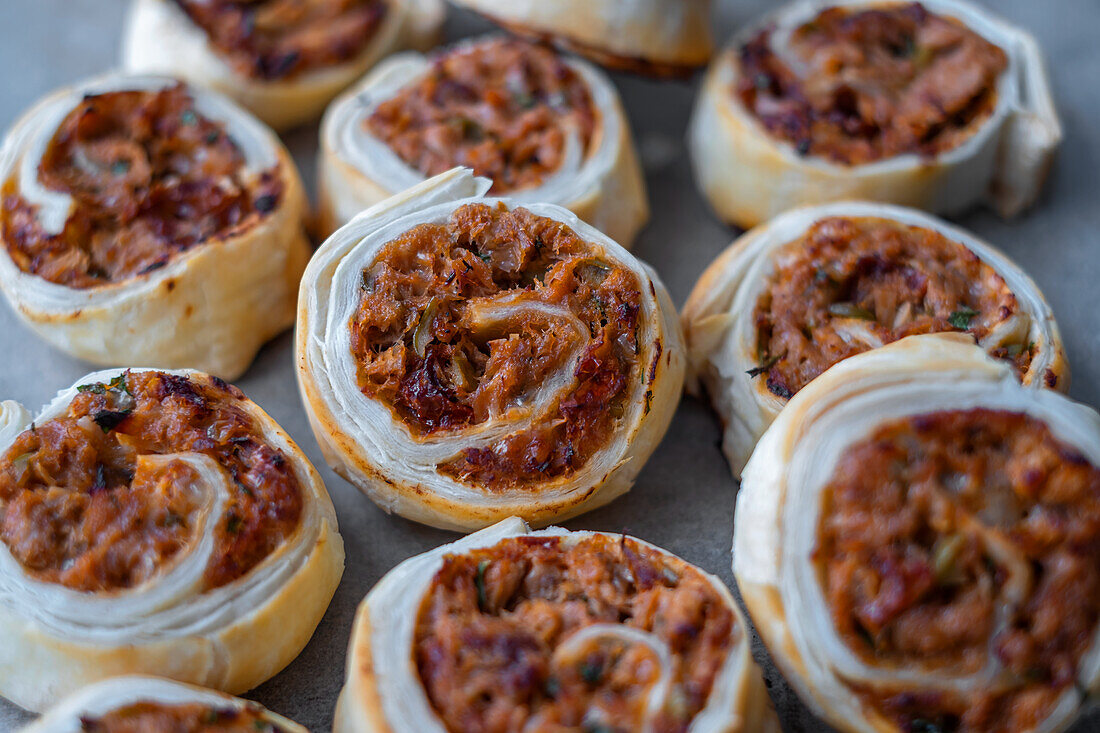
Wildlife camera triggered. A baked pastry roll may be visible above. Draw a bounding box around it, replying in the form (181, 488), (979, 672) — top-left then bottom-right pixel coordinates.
(688, 0), (1061, 229)
(0, 74), (309, 380)
(318, 36), (648, 246)
(682, 201), (1066, 477)
(122, 0), (445, 131)
(0, 369), (343, 712)
(447, 0), (713, 77)
(336, 517), (778, 732)
(21, 676), (307, 733)
(297, 168), (684, 531)
(734, 334), (1100, 733)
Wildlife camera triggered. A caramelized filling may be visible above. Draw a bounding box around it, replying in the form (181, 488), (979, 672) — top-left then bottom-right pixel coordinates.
(80, 701), (285, 732)
(736, 2), (1007, 164)
(817, 409), (1100, 732)
(0, 371), (302, 592)
(752, 216), (1030, 398)
(173, 0), (388, 79)
(367, 38), (597, 193)
(416, 535), (737, 733)
(2, 85), (281, 288)
(349, 203), (643, 492)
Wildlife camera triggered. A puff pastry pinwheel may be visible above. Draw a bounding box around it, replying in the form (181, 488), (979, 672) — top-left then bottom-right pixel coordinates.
(682, 201), (1066, 477)
(688, 0), (1062, 229)
(0, 369), (344, 712)
(20, 676), (307, 733)
(734, 333), (1100, 733)
(447, 0), (713, 77)
(122, 0), (445, 131)
(318, 36), (648, 246)
(297, 168), (684, 531)
(0, 74), (309, 380)
(336, 516), (778, 732)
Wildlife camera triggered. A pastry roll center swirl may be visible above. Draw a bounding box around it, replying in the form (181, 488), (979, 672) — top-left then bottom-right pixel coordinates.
(815, 407), (1100, 730)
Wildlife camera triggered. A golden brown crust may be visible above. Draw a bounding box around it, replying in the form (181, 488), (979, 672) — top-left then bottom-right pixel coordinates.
(297, 170), (681, 531)
(734, 335), (1099, 733)
(0, 370), (344, 713)
(122, 0), (446, 131)
(336, 520), (779, 732)
(682, 202), (1068, 478)
(448, 0), (713, 78)
(0, 75), (310, 380)
(22, 677), (309, 733)
(486, 17), (707, 79)
(687, 0), (1062, 229)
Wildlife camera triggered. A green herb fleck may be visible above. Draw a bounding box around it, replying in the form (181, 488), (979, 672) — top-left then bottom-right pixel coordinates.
(543, 676), (560, 698)
(205, 130), (220, 144)
(476, 559), (490, 611)
(254, 194), (277, 213)
(932, 534), (965, 584)
(92, 409), (131, 433)
(227, 513), (243, 534)
(77, 382), (107, 394)
(181, 109), (198, 126)
(580, 659), (603, 684)
(948, 306), (979, 330)
(107, 373), (131, 395)
(201, 709), (220, 724)
(855, 623), (876, 650)
(110, 159), (130, 176)
(828, 302), (876, 320)
(754, 73), (772, 91)
(747, 353), (782, 378)
(908, 720), (943, 733)
(450, 116), (483, 140)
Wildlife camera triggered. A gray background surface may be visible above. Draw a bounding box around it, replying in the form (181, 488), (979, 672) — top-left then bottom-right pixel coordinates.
(0, 0), (1098, 730)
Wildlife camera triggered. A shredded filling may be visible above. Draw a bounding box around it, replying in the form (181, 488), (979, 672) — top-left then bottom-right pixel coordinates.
(736, 2), (1008, 164)
(816, 408), (1100, 732)
(79, 701), (285, 732)
(0, 371), (302, 592)
(1, 85), (282, 288)
(173, 0), (388, 80)
(349, 203), (644, 492)
(415, 535), (737, 733)
(366, 38), (597, 193)
(752, 216), (1031, 398)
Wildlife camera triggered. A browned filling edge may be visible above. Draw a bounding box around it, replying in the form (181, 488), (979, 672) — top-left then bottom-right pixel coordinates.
(366, 38), (597, 194)
(735, 2), (1008, 165)
(80, 700), (286, 732)
(415, 534), (738, 732)
(815, 408), (1100, 732)
(2, 85), (282, 288)
(172, 0), (389, 80)
(349, 203), (645, 492)
(750, 216), (1032, 399)
(0, 370), (302, 592)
